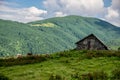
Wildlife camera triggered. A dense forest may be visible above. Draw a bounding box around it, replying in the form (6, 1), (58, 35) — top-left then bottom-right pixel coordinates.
(0, 15), (120, 56)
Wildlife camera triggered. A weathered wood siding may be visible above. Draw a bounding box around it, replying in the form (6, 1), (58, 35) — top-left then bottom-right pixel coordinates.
(76, 36), (107, 50)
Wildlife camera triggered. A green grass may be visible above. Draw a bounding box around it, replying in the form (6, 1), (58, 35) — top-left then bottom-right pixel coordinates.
(0, 50), (120, 80)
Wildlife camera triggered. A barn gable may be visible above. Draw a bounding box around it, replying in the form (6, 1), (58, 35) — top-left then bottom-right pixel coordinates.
(75, 34), (108, 50)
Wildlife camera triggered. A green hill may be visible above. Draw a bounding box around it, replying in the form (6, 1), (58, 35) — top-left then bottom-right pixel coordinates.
(0, 15), (120, 56)
(0, 50), (120, 80)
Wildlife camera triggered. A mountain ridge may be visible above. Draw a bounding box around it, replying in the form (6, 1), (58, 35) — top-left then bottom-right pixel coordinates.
(29, 15), (120, 28)
(0, 15), (120, 56)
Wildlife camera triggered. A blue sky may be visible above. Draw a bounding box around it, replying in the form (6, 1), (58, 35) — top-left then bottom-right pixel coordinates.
(103, 0), (112, 7)
(5, 0), (112, 8)
(0, 0), (120, 26)
(6, 0), (44, 9)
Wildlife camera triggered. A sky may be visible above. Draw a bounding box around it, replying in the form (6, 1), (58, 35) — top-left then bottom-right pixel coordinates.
(0, 0), (120, 27)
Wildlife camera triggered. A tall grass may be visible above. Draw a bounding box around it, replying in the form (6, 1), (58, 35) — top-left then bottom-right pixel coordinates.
(0, 55), (47, 66)
(0, 50), (119, 67)
(0, 73), (11, 80)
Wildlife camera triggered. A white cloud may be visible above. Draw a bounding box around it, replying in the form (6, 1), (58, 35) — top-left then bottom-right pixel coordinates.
(111, 0), (120, 9)
(27, 7), (47, 16)
(0, 1), (47, 23)
(0, 0), (120, 27)
(105, 0), (120, 26)
(43, 0), (105, 17)
(55, 11), (67, 17)
(43, 0), (120, 27)
(0, 0), (18, 6)
(105, 8), (119, 20)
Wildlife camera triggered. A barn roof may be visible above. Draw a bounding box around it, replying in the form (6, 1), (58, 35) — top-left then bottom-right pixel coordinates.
(75, 34), (108, 49)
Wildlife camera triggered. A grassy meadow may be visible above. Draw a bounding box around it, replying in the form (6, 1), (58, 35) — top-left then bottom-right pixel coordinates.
(0, 50), (120, 80)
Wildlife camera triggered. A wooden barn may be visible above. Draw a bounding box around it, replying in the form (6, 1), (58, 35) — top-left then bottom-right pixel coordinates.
(75, 34), (108, 50)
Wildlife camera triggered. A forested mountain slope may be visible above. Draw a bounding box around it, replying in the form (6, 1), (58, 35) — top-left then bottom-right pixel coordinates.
(0, 15), (120, 56)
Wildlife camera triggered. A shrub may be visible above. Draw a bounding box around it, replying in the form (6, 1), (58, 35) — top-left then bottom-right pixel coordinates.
(71, 71), (108, 80)
(111, 68), (120, 80)
(49, 74), (54, 80)
(85, 52), (94, 59)
(44, 54), (51, 58)
(49, 74), (65, 80)
(0, 73), (11, 80)
(0, 55), (47, 66)
(59, 52), (71, 57)
(118, 47), (120, 51)
(85, 50), (120, 59)
(71, 72), (80, 79)
(81, 71), (108, 80)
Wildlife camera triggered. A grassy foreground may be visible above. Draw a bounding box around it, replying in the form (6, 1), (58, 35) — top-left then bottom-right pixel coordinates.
(0, 50), (120, 80)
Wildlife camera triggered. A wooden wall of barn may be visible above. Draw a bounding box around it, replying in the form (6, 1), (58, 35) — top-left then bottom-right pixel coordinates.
(76, 36), (107, 50)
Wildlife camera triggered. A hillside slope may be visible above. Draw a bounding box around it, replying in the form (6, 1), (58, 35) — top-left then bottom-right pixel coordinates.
(0, 15), (120, 56)
(29, 15), (120, 49)
(0, 50), (120, 80)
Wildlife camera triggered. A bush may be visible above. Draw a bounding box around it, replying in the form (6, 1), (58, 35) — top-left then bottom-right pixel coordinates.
(118, 47), (120, 51)
(0, 55), (47, 67)
(71, 72), (80, 79)
(85, 50), (120, 59)
(0, 50), (120, 67)
(81, 71), (108, 80)
(71, 71), (108, 80)
(49, 74), (65, 80)
(0, 73), (11, 80)
(111, 68), (120, 80)
(85, 52), (94, 59)
(59, 52), (71, 57)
